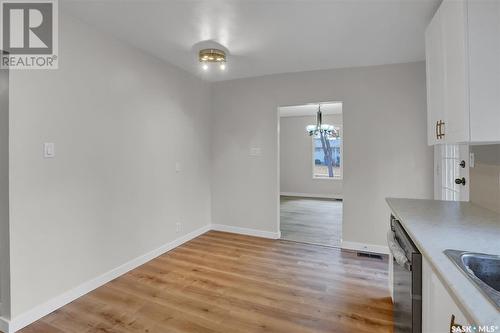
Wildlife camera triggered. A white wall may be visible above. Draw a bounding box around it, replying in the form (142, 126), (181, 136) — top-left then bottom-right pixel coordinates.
(470, 145), (500, 214)
(280, 114), (343, 197)
(8, 13), (212, 318)
(211, 62), (433, 247)
(471, 145), (500, 165)
(0, 68), (10, 318)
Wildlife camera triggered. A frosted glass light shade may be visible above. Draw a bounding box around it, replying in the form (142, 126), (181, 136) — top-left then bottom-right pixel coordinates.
(306, 124), (337, 136)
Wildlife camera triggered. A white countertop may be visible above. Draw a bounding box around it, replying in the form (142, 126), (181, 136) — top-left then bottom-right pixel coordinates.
(386, 198), (500, 326)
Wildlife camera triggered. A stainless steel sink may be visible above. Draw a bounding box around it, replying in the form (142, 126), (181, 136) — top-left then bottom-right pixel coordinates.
(444, 249), (500, 309)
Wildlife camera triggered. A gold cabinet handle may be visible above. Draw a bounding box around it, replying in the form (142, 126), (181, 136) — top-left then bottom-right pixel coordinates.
(436, 120), (445, 139)
(449, 314), (464, 333)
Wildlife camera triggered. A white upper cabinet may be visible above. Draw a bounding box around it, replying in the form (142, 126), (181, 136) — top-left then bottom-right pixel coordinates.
(426, 0), (500, 145)
(426, 7), (445, 146)
(468, 1), (500, 143)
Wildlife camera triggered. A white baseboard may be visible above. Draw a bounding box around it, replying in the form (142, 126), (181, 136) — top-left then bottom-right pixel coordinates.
(280, 192), (343, 200)
(2, 224), (211, 333)
(211, 224), (281, 239)
(341, 240), (389, 255)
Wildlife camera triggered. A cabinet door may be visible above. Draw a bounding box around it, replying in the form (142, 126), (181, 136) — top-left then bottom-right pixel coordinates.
(440, 0), (469, 144)
(422, 257), (469, 333)
(468, 0), (500, 142)
(426, 7), (445, 146)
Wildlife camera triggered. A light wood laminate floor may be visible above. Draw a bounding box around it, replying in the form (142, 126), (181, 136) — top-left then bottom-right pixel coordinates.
(280, 196), (342, 247)
(20, 231), (392, 333)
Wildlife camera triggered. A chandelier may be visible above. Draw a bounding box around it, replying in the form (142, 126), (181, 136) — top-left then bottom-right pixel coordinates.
(306, 104), (338, 137)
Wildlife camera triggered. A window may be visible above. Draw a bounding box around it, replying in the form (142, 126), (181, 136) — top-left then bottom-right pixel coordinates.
(312, 126), (342, 179)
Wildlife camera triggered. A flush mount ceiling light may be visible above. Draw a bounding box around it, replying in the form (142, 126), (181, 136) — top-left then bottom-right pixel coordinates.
(199, 48), (226, 71)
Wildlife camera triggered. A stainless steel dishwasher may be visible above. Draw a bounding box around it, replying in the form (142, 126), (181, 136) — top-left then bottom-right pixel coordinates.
(389, 216), (422, 333)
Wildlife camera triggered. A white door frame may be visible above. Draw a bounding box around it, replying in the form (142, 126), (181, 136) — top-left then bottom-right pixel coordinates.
(275, 100), (343, 237)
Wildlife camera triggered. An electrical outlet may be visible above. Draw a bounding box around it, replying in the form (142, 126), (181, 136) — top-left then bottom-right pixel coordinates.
(176, 222), (181, 233)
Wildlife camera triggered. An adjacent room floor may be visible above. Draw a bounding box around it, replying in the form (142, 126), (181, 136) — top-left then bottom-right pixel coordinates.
(20, 231), (392, 333)
(280, 196), (342, 247)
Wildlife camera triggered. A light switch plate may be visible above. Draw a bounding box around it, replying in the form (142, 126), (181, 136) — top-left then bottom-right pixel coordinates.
(43, 143), (55, 158)
(175, 162), (181, 172)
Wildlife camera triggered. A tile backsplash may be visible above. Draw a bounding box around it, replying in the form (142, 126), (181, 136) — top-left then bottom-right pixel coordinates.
(470, 145), (500, 214)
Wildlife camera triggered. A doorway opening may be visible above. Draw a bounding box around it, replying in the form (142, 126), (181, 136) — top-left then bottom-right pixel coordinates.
(278, 102), (343, 247)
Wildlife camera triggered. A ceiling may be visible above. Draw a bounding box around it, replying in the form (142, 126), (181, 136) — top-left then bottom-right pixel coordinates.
(279, 102), (342, 117)
(63, 0), (441, 82)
